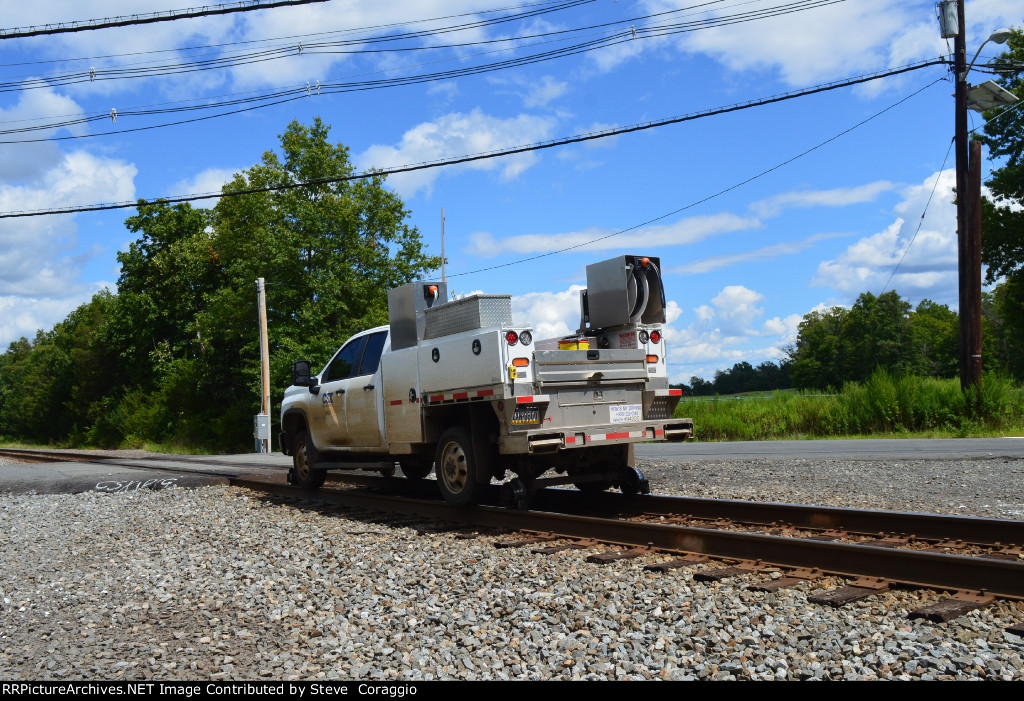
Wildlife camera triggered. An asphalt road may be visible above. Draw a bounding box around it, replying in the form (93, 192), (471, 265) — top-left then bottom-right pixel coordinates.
(637, 437), (1024, 461)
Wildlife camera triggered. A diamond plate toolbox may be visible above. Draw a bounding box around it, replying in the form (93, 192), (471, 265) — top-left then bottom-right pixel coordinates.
(424, 294), (513, 339)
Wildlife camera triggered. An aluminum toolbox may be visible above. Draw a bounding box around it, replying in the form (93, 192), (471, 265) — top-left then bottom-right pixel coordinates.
(424, 294), (513, 339)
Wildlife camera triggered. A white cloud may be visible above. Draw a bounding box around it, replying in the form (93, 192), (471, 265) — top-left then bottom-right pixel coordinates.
(356, 109), (558, 198)
(0, 151), (136, 347)
(711, 286), (764, 336)
(467, 212), (759, 258)
(521, 76), (568, 108)
(675, 232), (850, 275)
(511, 285), (585, 341)
(0, 287), (111, 348)
(662, 284), (809, 381)
(168, 167), (242, 205)
(600, 1), (1021, 90)
(752, 181), (896, 218)
(0, 86), (86, 183)
(8, 1), (539, 100)
(812, 169), (960, 301)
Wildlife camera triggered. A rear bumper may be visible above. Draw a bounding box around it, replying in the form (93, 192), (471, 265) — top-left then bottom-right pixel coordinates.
(502, 418), (694, 454)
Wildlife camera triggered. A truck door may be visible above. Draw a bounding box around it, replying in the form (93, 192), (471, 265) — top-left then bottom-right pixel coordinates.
(344, 331), (387, 448)
(311, 335), (368, 448)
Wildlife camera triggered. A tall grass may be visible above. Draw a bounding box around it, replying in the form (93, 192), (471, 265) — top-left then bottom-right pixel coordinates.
(674, 371), (1024, 440)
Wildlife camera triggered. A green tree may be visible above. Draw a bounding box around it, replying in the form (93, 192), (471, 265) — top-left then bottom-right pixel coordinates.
(788, 306), (850, 389)
(0, 118), (440, 449)
(909, 299), (958, 378)
(788, 291), (920, 389)
(844, 291), (914, 381)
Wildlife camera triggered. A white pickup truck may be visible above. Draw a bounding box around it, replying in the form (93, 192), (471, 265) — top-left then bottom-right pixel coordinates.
(279, 254), (693, 508)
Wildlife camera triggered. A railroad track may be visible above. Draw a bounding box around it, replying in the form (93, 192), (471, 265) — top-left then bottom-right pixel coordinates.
(5, 447), (1024, 630)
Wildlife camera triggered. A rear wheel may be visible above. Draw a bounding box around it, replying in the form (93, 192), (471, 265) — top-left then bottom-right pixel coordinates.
(435, 427), (482, 507)
(291, 431), (327, 490)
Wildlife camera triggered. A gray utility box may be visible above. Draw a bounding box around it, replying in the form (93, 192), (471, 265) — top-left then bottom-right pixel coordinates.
(585, 255), (666, 329)
(388, 280), (447, 351)
(253, 413), (270, 452)
(424, 294), (513, 339)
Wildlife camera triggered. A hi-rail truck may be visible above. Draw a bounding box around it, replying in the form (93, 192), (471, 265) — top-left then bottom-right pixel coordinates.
(280, 254), (693, 508)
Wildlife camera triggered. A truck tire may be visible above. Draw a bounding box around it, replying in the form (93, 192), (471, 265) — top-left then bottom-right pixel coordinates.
(292, 431), (327, 490)
(435, 427), (482, 507)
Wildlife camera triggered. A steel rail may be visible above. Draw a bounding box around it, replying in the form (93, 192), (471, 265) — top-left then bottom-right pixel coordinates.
(5, 447), (1022, 548)
(230, 477), (1024, 600)
(537, 489), (1024, 546)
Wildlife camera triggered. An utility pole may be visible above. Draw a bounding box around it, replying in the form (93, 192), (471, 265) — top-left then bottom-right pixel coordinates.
(255, 277), (271, 453)
(950, 0), (982, 391)
(941, 5), (1016, 391)
(441, 208), (447, 284)
(950, 0), (974, 388)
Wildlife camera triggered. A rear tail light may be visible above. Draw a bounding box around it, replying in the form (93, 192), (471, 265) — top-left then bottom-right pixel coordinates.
(512, 357), (530, 367)
(519, 330), (533, 346)
(646, 354), (659, 364)
(638, 330), (650, 344)
(650, 330), (661, 344)
(505, 330), (519, 345)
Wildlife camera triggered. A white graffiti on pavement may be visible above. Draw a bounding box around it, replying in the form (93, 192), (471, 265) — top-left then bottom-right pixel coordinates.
(94, 477), (180, 493)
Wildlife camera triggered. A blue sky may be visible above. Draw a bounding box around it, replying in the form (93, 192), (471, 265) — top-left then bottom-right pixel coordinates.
(0, 0), (1019, 383)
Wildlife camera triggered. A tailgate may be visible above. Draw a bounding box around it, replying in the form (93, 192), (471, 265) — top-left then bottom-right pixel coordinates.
(533, 348), (648, 387)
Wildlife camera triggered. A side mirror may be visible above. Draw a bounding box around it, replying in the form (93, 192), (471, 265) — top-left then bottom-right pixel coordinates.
(293, 360), (313, 387)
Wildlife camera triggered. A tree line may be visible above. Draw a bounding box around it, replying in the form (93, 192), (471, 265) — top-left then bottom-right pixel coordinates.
(0, 119), (439, 449)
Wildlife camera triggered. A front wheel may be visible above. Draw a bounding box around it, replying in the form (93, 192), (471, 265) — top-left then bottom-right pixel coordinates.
(291, 431), (327, 490)
(435, 427), (482, 507)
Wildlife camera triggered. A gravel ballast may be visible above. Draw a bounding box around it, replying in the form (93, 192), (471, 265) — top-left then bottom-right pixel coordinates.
(1, 455), (1023, 681)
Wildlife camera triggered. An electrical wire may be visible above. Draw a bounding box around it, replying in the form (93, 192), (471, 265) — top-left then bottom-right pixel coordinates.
(0, 61), (945, 220)
(0, 0), (838, 95)
(0, 1), (860, 142)
(0, 0), (599, 69)
(0, 0), (331, 40)
(0, 0), (596, 88)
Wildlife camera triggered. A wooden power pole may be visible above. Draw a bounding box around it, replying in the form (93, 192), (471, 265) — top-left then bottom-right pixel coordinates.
(256, 277), (271, 453)
(952, 0), (983, 391)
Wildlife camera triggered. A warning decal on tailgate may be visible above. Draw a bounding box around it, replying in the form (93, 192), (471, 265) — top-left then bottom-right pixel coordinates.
(618, 331), (638, 349)
(609, 403), (642, 423)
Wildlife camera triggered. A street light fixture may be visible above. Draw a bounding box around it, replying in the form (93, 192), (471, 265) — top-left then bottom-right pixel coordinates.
(967, 28), (1013, 74)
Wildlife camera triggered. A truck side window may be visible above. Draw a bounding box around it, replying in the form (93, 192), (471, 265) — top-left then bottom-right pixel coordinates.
(323, 336), (368, 383)
(356, 332), (388, 377)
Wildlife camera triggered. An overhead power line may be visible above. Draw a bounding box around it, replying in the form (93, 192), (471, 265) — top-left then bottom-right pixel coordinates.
(0, 1), (854, 142)
(0, 0), (331, 40)
(0, 59), (945, 220)
(0, 0), (599, 68)
(0, 0), (594, 92)
(1, 0), (837, 98)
